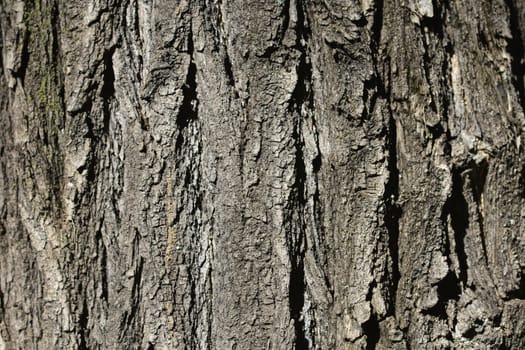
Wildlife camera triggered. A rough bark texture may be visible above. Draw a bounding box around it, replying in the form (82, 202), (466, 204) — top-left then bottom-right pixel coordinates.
(1, 0), (524, 349)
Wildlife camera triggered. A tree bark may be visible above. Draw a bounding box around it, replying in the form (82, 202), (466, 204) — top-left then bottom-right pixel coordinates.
(0, 0), (524, 349)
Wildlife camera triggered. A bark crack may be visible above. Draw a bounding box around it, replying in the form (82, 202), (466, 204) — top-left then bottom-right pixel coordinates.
(101, 47), (115, 135)
(175, 29), (198, 150)
(470, 160), (489, 266)
(504, 0), (525, 112)
(78, 299), (89, 350)
(381, 56), (401, 314)
(288, 0), (312, 348)
(371, 0), (384, 51)
(372, 0), (402, 316)
(96, 228), (108, 303)
(384, 111), (401, 312)
(446, 169), (469, 285)
(362, 312), (380, 350)
(223, 52), (235, 88)
(17, 30), (30, 85)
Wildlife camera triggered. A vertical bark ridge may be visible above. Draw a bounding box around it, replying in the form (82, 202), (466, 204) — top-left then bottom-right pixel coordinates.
(170, 14), (204, 347)
(374, 0), (402, 313)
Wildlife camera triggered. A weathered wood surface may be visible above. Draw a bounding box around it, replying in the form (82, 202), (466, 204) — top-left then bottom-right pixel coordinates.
(0, 0), (524, 348)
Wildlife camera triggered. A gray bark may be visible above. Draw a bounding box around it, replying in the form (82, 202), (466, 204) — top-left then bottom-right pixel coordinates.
(0, 0), (524, 349)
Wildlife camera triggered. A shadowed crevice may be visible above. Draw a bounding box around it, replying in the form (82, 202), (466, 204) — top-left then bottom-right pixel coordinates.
(50, 0), (66, 130)
(371, 0), (383, 52)
(288, 0), (313, 115)
(470, 159), (489, 264)
(101, 48), (115, 135)
(505, 274), (525, 300)
(96, 229), (108, 303)
(17, 30), (30, 84)
(287, 1), (312, 348)
(362, 313), (380, 350)
(379, 56), (401, 315)
(419, 0), (445, 39)
(223, 53), (235, 87)
(384, 110), (401, 312)
(78, 298), (89, 350)
(504, 0), (525, 112)
(421, 271), (461, 319)
(289, 122), (308, 349)
(446, 170), (469, 285)
(289, 248), (307, 350)
(176, 29), (198, 150)
(372, 0), (402, 314)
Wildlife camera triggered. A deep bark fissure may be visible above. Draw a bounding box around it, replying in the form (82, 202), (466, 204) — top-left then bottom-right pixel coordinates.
(373, 0), (402, 312)
(50, 0), (65, 126)
(78, 144), (98, 185)
(95, 229), (108, 302)
(223, 53), (235, 87)
(506, 274), (525, 300)
(422, 270), (461, 319)
(78, 299), (89, 350)
(439, 206), (462, 306)
(371, 0), (384, 51)
(381, 57), (401, 312)
(447, 169), (469, 285)
(287, 1), (312, 348)
(289, 115), (308, 348)
(289, 2), (313, 113)
(170, 20), (203, 347)
(469, 161), (489, 265)
(175, 29), (198, 150)
(441, 43), (454, 156)
(361, 77), (376, 125)
(420, 1), (445, 40)
(362, 313), (380, 350)
(18, 30), (30, 84)
(384, 113), (401, 312)
(101, 48), (115, 134)
(287, 127), (309, 349)
(504, 0), (525, 112)
(289, 91), (309, 349)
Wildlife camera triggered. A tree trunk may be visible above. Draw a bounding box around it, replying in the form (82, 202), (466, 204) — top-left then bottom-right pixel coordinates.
(1, 0), (524, 348)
